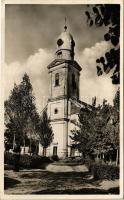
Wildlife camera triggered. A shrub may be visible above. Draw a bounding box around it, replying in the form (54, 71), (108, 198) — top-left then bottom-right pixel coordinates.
(84, 158), (95, 172)
(62, 157), (72, 163)
(51, 155), (59, 161)
(20, 154), (51, 168)
(91, 163), (119, 180)
(4, 152), (51, 169)
(59, 156), (84, 164)
(4, 152), (15, 165)
(71, 156), (84, 164)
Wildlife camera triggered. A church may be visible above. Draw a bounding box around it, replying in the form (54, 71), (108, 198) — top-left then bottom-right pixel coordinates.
(39, 24), (92, 158)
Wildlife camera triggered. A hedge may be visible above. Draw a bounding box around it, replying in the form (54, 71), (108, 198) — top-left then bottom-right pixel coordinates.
(59, 156), (84, 164)
(4, 152), (52, 169)
(85, 159), (119, 180)
(51, 155), (59, 161)
(91, 164), (119, 180)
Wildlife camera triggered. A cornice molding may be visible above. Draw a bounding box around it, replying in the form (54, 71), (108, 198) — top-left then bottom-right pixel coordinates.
(50, 118), (69, 122)
(47, 59), (82, 72)
(48, 95), (68, 102)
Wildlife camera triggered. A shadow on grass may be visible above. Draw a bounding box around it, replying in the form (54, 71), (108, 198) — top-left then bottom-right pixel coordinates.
(20, 171), (99, 185)
(4, 170), (119, 195)
(20, 171), (96, 184)
(20, 171), (90, 179)
(23, 171), (119, 195)
(4, 177), (21, 190)
(31, 187), (119, 194)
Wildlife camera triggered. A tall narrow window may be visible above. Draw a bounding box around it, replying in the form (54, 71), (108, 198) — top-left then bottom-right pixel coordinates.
(55, 73), (59, 86)
(72, 73), (76, 89)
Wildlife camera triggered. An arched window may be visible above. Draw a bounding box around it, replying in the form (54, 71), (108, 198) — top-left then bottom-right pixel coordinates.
(55, 73), (59, 86)
(72, 73), (76, 89)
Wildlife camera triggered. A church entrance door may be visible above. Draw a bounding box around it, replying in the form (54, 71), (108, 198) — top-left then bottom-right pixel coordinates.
(53, 146), (57, 156)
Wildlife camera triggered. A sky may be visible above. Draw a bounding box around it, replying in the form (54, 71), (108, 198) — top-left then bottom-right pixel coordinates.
(5, 4), (118, 112)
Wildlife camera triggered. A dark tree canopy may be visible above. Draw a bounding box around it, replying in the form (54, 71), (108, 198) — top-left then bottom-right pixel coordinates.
(38, 110), (54, 156)
(85, 4), (120, 84)
(71, 95), (119, 164)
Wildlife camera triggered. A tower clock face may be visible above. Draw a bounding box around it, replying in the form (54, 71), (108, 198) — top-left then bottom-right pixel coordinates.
(57, 39), (63, 46)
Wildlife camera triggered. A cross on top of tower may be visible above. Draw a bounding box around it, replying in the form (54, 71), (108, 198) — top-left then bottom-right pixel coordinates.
(64, 17), (67, 31)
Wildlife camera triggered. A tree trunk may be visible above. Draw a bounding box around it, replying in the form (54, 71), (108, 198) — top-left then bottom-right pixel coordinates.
(29, 136), (31, 156)
(13, 133), (15, 150)
(23, 133), (26, 154)
(109, 155), (112, 165)
(103, 153), (105, 163)
(36, 142), (39, 155)
(43, 147), (46, 156)
(43, 147), (44, 156)
(83, 152), (85, 159)
(116, 148), (119, 166)
(96, 153), (99, 161)
(38, 141), (40, 155)
(45, 148), (46, 157)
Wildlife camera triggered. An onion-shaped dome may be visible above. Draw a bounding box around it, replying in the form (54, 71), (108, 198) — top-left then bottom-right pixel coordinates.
(56, 26), (75, 60)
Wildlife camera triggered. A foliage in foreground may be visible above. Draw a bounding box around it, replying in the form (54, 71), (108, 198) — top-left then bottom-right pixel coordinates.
(85, 4), (120, 84)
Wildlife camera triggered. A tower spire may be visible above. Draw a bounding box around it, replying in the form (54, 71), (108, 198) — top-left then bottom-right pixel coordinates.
(64, 17), (67, 31)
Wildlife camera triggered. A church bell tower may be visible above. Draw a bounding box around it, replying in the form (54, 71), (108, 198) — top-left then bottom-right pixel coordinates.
(47, 24), (82, 158)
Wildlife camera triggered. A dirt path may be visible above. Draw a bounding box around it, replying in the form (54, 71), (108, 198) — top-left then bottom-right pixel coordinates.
(4, 164), (119, 195)
(46, 163), (88, 172)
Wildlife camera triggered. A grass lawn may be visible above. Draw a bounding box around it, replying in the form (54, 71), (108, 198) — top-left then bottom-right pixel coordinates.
(4, 165), (119, 195)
